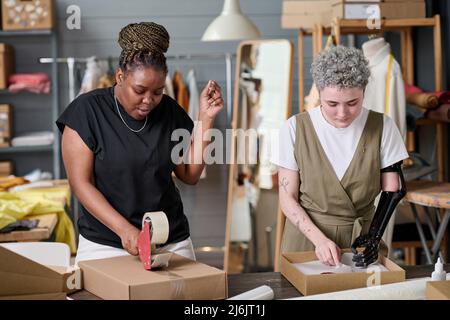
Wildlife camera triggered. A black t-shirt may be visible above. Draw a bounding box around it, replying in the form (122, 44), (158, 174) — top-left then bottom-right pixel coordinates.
(56, 86), (194, 248)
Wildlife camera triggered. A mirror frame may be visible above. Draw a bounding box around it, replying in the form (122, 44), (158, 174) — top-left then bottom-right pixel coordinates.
(223, 39), (294, 273)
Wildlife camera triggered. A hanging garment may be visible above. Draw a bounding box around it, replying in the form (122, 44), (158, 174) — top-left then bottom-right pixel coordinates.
(97, 74), (115, 89)
(8, 73), (50, 94)
(172, 71), (189, 112)
(363, 38), (406, 141)
(186, 69), (199, 122)
(230, 184), (252, 242)
(164, 73), (175, 99)
(78, 57), (108, 96)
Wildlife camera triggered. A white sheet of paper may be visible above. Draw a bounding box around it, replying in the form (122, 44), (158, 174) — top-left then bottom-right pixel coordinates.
(293, 253), (389, 275)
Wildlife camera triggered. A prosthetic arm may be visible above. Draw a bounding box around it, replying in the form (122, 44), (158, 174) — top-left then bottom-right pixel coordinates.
(352, 161), (406, 267)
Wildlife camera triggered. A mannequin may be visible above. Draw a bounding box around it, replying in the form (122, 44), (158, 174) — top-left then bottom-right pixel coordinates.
(362, 37), (407, 141)
(362, 37), (385, 59)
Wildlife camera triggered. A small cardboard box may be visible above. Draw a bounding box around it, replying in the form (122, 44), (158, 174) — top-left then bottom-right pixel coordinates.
(0, 246), (82, 297)
(1, 0), (55, 31)
(0, 104), (12, 140)
(282, 1), (332, 29)
(0, 44), (14, 89)
(0, 160), (13, 176)
(79, 254), (227, 300)
(281, 251), (405, 296)
(282, 12), (333, 29)
(283, 1), (331, 15)
(426, 281), (450, 300)
(331, 1), (425, 20)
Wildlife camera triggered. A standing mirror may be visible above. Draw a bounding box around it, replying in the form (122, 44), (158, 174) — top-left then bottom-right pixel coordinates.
(224, 39), (293, 273)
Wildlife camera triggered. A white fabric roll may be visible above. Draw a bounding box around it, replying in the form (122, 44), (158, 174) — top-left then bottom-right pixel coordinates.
(290, 274), (450, 300)
(228, 285), (274, 300)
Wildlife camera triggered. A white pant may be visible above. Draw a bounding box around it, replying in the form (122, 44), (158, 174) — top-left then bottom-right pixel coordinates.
(75, 234), (196, 266)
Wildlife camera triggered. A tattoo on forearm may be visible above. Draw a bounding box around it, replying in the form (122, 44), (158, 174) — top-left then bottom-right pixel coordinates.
(280, 177), (289, 193)
(294, 203), (310, 234)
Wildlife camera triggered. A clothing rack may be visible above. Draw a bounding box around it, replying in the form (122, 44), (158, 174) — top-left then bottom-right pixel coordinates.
(39, 53), (234, 123)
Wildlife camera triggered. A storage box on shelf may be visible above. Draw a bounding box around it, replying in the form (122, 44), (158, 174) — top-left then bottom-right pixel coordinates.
(0, 43), (14, 89)
(1, 0), (55, 31)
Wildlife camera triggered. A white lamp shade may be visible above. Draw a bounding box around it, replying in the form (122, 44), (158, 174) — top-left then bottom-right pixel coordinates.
(202, 0), (261, 41)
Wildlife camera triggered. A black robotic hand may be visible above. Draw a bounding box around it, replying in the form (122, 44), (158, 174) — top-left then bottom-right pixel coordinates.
(351, 234), (381, 267)
(351, 161), (406, 268)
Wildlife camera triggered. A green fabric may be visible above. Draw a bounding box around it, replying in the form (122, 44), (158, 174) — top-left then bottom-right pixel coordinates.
(281, 110), (384, 253)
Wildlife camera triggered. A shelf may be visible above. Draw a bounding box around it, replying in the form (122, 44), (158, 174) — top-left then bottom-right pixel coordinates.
(0, 145), (53, 154)
(303, 17), (437, 35)
(0, 29), (53, 37)
(416, 118), (440, 126)
(0, 89), (50, 95)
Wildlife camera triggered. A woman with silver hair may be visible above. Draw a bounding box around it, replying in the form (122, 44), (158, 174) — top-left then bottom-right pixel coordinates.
(273, 45), (408, 267)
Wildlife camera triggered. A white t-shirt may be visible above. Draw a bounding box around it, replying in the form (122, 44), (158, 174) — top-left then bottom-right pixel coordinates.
(271, 107), (408, 181)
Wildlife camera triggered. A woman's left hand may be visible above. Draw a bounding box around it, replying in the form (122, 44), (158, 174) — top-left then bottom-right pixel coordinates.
(199, 80), (224, 122)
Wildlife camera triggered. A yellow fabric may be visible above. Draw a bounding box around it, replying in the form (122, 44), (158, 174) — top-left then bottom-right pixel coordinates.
(0, 187), (76, 254)
(384, 53), (394, 114)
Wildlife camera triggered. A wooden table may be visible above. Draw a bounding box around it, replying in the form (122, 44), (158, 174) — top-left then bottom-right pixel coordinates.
(0, 213), (58, 242)
(69, 263), (450, 300)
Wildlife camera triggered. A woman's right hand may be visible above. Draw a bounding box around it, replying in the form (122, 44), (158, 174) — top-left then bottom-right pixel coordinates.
(314, 238), (342, 266)
(119, 224), (140, 256)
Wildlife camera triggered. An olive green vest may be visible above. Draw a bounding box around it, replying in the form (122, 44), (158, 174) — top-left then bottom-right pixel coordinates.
(281, 110), (384, 253)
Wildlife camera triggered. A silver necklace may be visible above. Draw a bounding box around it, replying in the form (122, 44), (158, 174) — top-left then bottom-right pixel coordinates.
(114, 95), (148, 133)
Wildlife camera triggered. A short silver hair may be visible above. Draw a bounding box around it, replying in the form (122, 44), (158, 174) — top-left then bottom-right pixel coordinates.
(311, 45), (370, 91)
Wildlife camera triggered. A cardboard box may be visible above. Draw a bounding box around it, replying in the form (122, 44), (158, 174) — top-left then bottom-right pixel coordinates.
(426, 281), (450, 300)
(280, 251), (405, 296)
(0, 246), (82, 297)
(0, 160), (13, 176)
(332, 1), (425, 20)
(79, 254), (227, 300)
(0, 44), (14, 89)
(0, 104), (12, 140)
(282, 12), (333, 29)
(282, 1), (332, 29)
(1, 0), (55, 31)
(283, 1), (331, 15)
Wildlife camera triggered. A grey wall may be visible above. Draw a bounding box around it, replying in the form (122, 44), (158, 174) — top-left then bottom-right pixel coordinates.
(54, 0), (302, 124)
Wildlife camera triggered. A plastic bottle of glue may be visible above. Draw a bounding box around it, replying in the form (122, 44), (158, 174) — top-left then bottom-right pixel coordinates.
(431, 257), (446, 281)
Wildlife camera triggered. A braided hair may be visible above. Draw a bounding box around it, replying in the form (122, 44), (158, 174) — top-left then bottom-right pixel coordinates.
(118, 22), (169, 74)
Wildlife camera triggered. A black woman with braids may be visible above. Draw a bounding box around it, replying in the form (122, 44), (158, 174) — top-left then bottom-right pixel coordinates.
(57, 22), (224, 263)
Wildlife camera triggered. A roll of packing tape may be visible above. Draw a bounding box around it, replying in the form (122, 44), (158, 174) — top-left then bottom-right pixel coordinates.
(142, 211), (169, 244)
